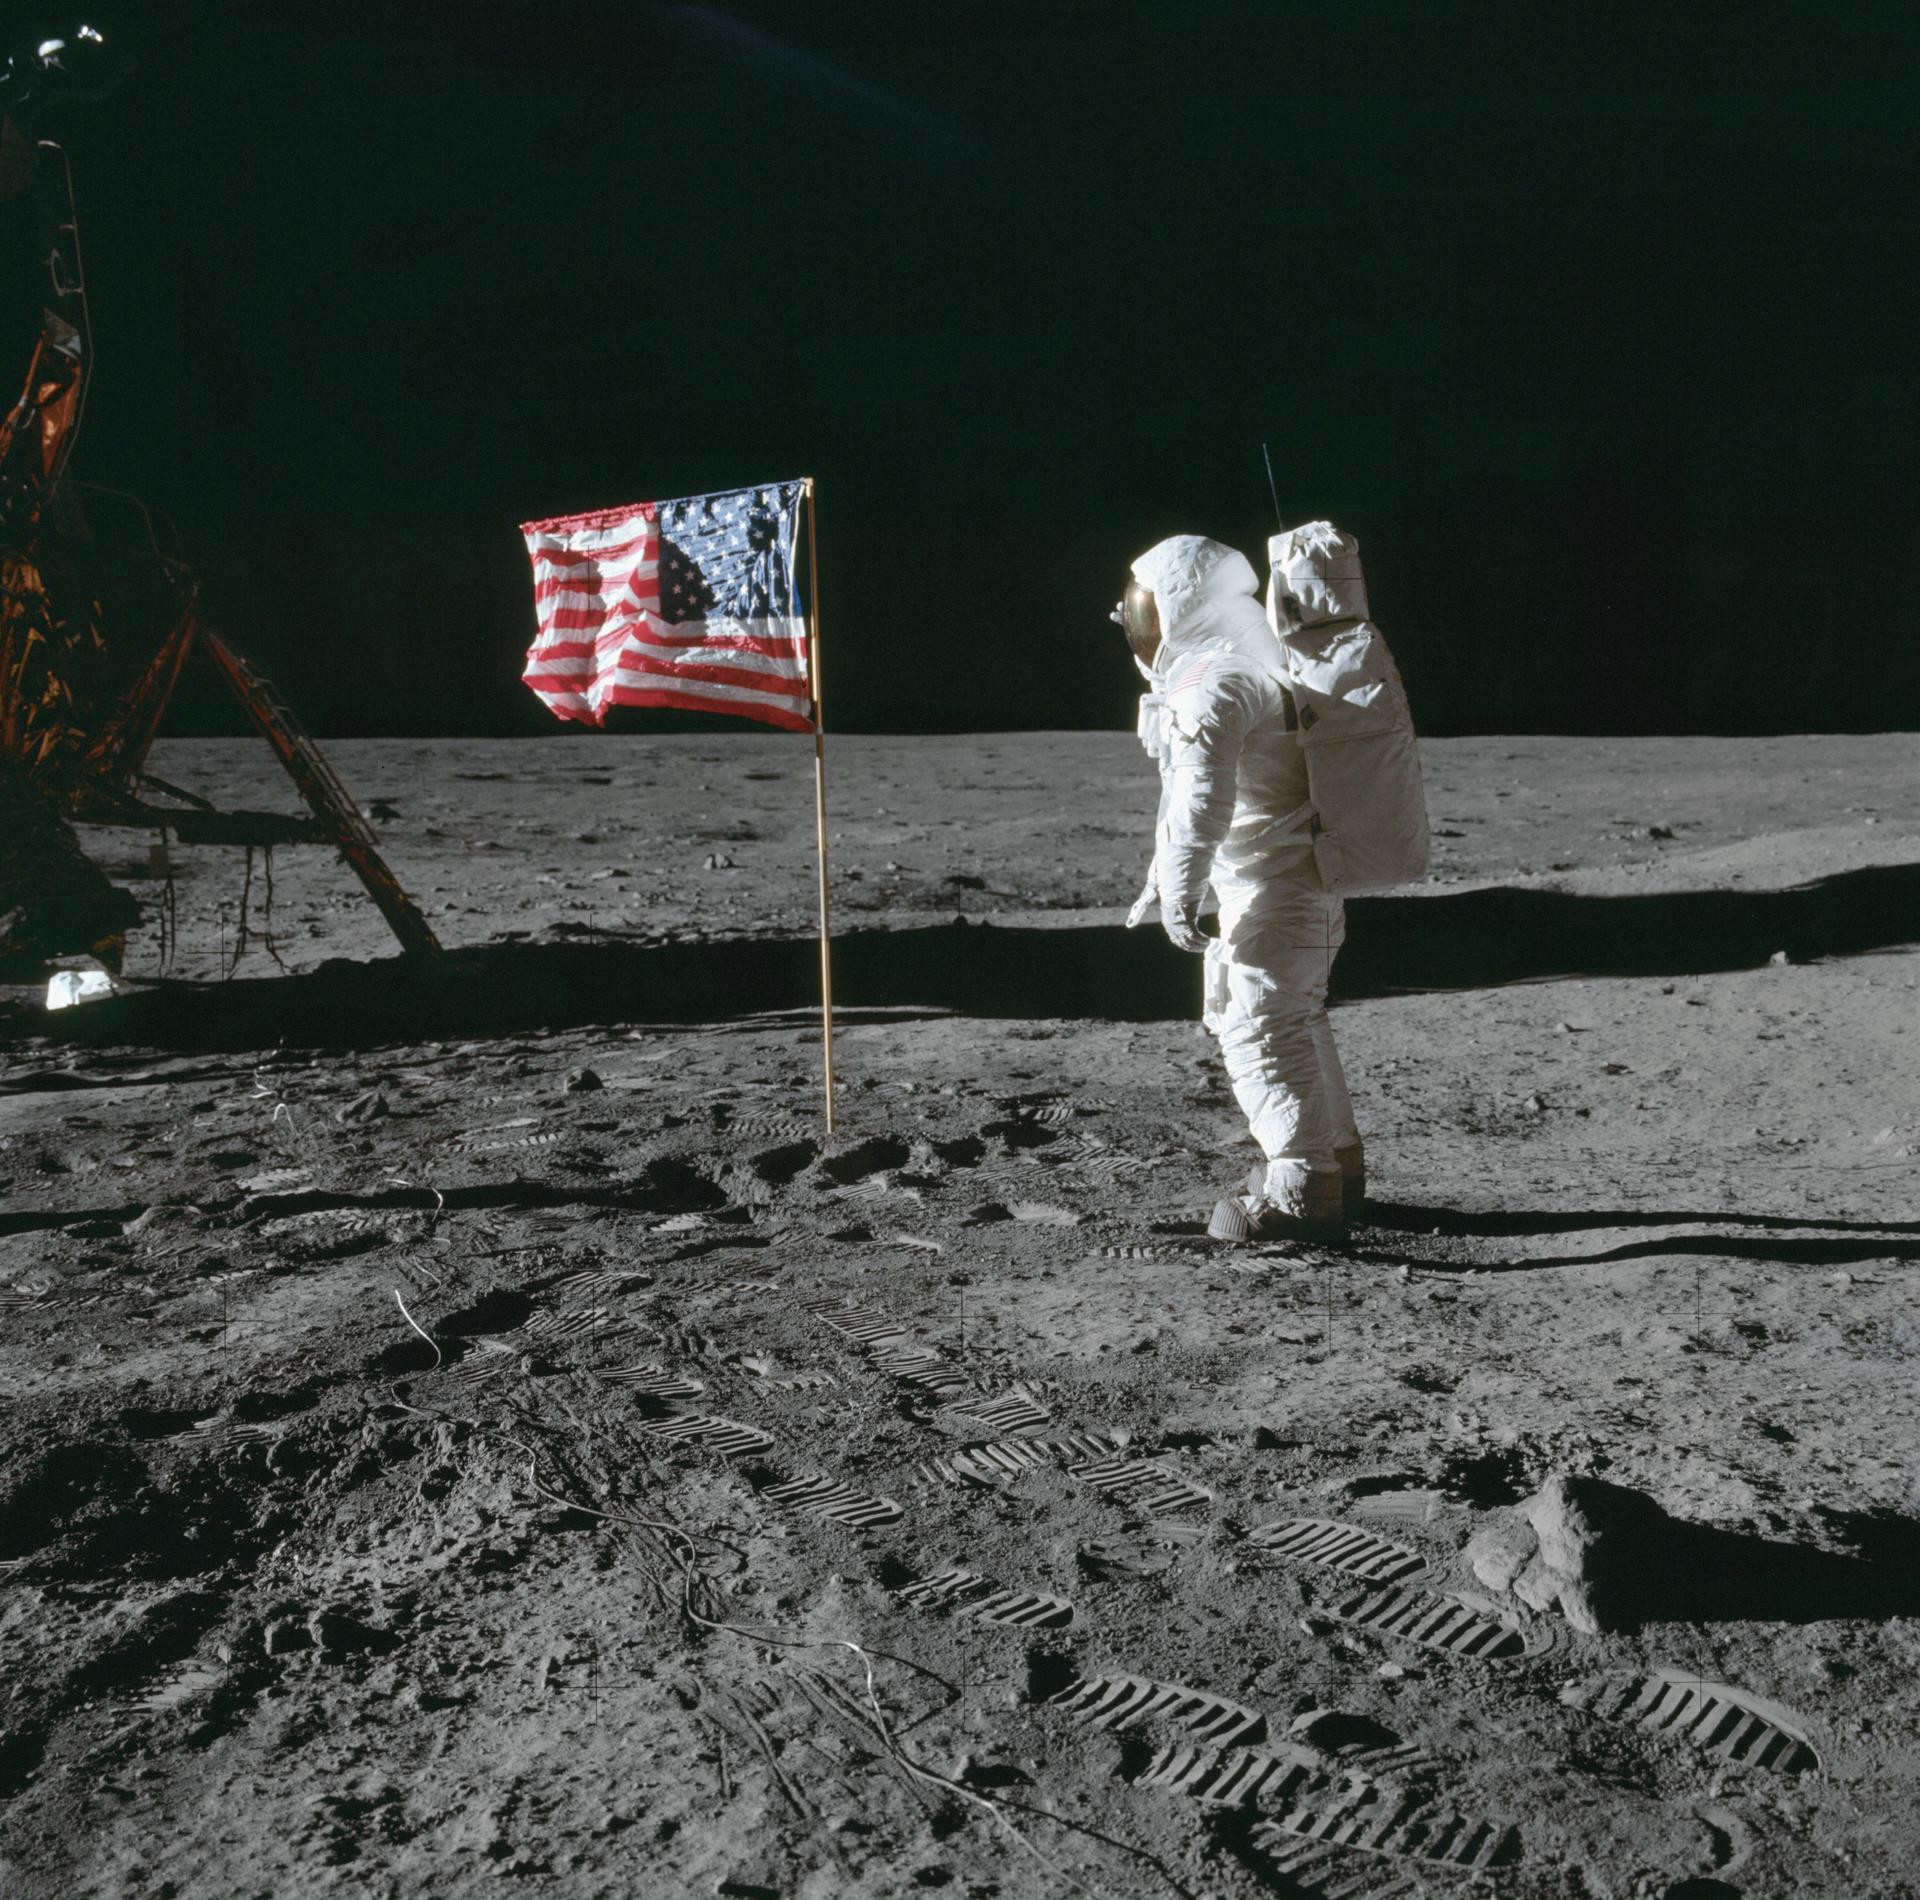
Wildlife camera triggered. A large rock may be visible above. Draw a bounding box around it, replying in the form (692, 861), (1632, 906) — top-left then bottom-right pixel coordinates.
(1466, 1471), (1670, 1633)
(1471, 1469), (1920, 1630)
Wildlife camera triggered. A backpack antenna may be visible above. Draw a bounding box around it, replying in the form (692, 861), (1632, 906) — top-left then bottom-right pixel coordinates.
(1260, 442), (1284, 534)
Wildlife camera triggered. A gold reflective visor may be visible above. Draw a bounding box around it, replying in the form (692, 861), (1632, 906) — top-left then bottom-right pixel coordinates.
(1110, 580), (1161, 668)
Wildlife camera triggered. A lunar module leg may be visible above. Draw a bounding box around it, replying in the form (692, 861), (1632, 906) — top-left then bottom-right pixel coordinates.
(198, 630), (441, 959)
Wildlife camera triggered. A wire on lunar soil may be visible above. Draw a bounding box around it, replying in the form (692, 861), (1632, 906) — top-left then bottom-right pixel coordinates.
(391, 1290), (442, 1370)
(513, 1464), (1194, 1900)
(713, 1686), (811, 1820)
(510, 1457), (1087, 1883)
(381, 1336), (1194, 1896)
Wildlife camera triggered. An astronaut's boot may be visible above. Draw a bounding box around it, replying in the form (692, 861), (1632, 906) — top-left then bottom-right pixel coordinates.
(1210, 1160), (1346, 1243)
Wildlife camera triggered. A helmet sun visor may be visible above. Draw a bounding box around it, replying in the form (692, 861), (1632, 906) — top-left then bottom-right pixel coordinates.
(1112, 580), (1162, 668)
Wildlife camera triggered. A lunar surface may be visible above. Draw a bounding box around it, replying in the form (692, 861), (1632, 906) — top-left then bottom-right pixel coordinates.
(2, 732), (1917, 1899)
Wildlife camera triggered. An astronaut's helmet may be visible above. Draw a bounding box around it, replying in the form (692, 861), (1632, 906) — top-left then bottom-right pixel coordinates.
(1110, 580), (1162, 670)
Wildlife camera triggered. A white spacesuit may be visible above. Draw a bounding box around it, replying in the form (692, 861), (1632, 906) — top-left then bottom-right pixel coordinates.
(1125, 533), (1362, 1235)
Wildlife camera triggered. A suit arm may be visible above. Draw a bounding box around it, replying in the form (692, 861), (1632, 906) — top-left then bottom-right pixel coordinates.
(1156, 665), (1256, 918)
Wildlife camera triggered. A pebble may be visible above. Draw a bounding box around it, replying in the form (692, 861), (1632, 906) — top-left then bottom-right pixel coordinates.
(1377, 1661), (1408, 1680)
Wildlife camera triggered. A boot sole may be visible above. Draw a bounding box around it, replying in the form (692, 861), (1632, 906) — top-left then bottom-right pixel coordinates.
(1209, 1197), (1256, 1242)
(1209, 1197), (1347, 1245)
(1243, 1165), (1359, 1229)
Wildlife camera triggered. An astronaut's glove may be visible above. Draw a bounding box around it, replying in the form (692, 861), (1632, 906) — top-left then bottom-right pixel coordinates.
(1162, 904), (1210, 954)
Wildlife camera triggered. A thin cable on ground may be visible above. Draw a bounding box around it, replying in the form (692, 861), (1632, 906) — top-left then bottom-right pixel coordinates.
(508, 1459), (1195, 1899)
(391, 1290), (442, 1370)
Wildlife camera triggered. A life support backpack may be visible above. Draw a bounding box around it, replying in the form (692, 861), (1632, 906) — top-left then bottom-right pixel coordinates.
(1266, 521), (1429, 895)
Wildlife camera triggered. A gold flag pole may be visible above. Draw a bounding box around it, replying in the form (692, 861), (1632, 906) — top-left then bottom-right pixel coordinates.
(803, 476), (837, 1132)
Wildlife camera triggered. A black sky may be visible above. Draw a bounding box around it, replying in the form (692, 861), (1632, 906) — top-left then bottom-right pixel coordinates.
(20, 1), (1920, 737)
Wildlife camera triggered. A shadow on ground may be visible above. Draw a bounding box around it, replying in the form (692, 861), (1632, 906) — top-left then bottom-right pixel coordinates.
(1590, 1507), (1920, 1626)
(1368, 1200), (1920, 1239)
(1358, 1199), (1920, 1269)
(8, 863), (1918, 1055)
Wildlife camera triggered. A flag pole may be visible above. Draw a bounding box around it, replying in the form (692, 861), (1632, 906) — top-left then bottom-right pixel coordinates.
(803, 476), (837, 1133)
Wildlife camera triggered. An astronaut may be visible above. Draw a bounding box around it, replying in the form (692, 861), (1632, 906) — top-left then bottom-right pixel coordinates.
(1120, 532), (1365, 1239)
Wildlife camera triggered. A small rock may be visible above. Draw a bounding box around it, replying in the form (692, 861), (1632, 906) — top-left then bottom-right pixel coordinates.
(238, 1165), (310, 1193)
(1524, 1095), (1546, 1115)
(1007, 1201), (1083, 1227)
(264, 1617), (313, 1656)
(1646, 824), (1675, 840)
(310, 1608), (400, 1658)
(703, 853), (735, 870)
(565, 1068), (604, 1094)
(1769, 949), (1791, 966)
(1376, 1661), (1408, 1680)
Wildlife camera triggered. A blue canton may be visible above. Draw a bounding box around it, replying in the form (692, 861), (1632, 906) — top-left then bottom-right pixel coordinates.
(657, 480), (806, 625)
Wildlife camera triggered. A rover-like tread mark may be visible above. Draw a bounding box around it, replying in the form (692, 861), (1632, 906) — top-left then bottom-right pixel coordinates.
(1328, 1585), (1526, 1660)
(1069, 1454), (1212, 1516)
(762, 1474), (904, 1528)
(636, 1411), (775, 1456)
(1248, 1517), (1428, 1584)
(1561, 1669), (1819, 1773)
(1048, 1673), (1263, 1747)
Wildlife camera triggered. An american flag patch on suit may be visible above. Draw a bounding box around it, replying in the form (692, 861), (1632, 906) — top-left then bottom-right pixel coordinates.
(520, 478), (812, 732)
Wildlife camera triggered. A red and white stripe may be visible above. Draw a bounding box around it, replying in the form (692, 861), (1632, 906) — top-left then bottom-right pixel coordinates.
(519, 501), (813, 733)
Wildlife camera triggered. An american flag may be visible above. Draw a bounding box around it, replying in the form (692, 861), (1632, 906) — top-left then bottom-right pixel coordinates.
(520, 479), (812, 733)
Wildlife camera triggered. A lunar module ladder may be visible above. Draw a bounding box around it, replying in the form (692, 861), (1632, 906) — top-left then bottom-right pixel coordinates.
(0, 121), (439, 967)
(195, 630), (441, 959)
(75, 591), (442, 961)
